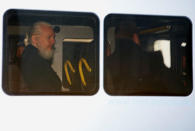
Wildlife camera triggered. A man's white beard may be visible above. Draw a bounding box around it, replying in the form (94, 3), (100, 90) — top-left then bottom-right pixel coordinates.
(38, 47), (54, 60)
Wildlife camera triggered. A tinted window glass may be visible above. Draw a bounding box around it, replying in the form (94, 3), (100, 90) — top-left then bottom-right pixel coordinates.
(104, 14), (192, 96)
(3, 9), (99, 95)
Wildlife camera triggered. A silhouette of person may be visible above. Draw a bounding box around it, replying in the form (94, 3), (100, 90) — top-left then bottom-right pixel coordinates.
(105, 21), (189, 95)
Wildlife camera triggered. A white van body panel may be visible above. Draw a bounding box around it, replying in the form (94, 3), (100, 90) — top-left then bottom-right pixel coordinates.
(0, 0), (195, 131)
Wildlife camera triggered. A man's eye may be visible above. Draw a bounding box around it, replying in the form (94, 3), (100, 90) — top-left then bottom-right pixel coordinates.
(48, 36), (55, 39)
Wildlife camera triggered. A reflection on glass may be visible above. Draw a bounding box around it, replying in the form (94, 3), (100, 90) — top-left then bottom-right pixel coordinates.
(181, 42), (187, 47)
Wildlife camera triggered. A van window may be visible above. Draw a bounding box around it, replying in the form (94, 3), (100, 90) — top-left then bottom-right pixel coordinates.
(2, 9), (99, 95)
(104, 14), (192, 96)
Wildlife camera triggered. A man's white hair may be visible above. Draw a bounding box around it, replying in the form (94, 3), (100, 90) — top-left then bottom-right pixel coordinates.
(29, 21), (52, 44)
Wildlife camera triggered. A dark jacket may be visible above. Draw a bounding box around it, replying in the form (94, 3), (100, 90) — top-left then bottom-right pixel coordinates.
(106, 38), (187, 95)
(21, 45), (61, 92)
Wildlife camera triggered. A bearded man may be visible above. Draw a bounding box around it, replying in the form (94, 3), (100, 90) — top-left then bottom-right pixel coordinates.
(21, 21), (62, 92)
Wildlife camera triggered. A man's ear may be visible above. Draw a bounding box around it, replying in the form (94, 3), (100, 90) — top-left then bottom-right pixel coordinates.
(31, 35), (38, 48)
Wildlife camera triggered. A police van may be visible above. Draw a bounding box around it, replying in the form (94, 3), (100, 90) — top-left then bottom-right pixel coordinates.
(0, 0), (194, 131)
